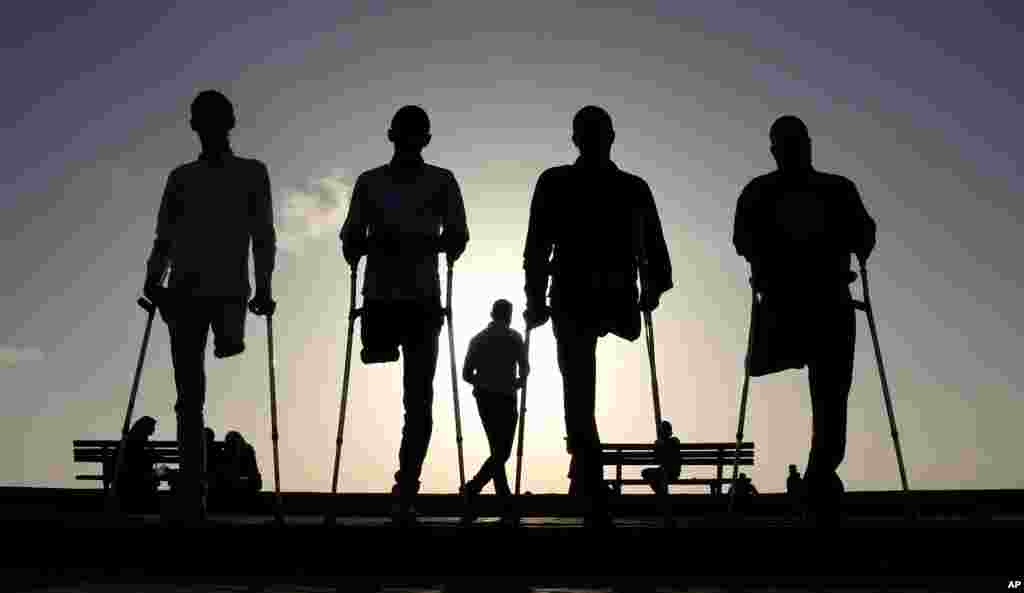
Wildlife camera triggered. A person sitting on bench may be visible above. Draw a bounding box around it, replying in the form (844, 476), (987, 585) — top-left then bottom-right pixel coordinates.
(105, 416), (160, 512)
(211, 430), (262, 510)
(641, 420), (682, 494)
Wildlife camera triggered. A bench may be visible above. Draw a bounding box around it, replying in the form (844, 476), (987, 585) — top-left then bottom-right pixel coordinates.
(73, 439), (225, 491)
(601, 441), (755, 495)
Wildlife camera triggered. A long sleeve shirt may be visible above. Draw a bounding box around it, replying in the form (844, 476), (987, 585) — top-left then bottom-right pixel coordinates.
(522, 157), (673, 340)
(462, 322), (529, 398)
(146, 151), (276, 298)
(732, 168), (875, 297)
(340, 156), (469, 303)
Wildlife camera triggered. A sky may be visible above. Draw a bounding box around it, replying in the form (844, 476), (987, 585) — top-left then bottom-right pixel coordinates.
(2, 1), (1022, 495)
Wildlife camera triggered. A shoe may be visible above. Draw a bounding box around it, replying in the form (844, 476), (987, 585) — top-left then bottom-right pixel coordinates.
(391, 479), (420, 526)
(458, 483), (481, 525)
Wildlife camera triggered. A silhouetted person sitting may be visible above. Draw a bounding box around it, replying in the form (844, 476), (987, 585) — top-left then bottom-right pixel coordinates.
(460, 299), (529, 524)
(729, 472), (758, 512)
(732, 115), (876, 527)
(340, 105), (469, 526)
(523, 106), (673, 527)
(143, 89), (277, 523)
(641, 420), (682, 495)
(106, 416), (160, 512)
(211, 430), (262, 511)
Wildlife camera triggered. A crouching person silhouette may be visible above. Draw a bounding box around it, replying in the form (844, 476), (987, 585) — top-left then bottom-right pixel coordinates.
(144, 89), (277, 524)
(460, 299), (529, 525)
(339, 105), (469, 525)
(641, 420), (682, 495)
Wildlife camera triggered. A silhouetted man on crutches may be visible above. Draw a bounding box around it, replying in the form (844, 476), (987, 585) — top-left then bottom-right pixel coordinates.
(144, 89), (277, 524)
(523, 106), (673, 528)
(460, 299), (529, 525)
(732, 115), (876, 527)
(340, 105), (469, 526)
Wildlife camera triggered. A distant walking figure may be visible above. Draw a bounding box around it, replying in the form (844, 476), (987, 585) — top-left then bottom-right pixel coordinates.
(641, 420), (682, 495)
(144, 89), (277, 523)
(460, 299), (529, 523)
(523, 106), (673, 527)
(732, 115), (876, 527)
(339, 105), (469, 525)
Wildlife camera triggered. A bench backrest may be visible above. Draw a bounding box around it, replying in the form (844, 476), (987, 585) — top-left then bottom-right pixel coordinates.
(601, 442), (754, 465)
(73, 439), (226, 465)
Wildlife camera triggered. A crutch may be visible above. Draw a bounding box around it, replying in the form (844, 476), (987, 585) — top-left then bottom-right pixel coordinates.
(640, 258), (664, 435)
(728, 280), (758, 515)
(446, 261), (467, 494)
(105, 295), (160, 514)
(255, 300), (285, 525)
(640, 256), (671, 527)
(326, 263), (361, 526)
(513, 326), (532, 499)
(853, 258), (910, 493)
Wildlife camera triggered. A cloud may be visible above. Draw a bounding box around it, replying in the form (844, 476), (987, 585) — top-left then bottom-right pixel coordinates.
(0, 346), (45, 367)
(276, 172), (352, 254)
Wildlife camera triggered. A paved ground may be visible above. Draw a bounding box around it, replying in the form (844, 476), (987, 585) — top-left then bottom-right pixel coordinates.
(2, 489), (1018, 592)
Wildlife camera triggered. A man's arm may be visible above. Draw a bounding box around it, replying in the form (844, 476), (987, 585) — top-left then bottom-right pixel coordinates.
(145, 170), (179, 294)
(523, 171), (554, 325)
(637, 178), (673, 310)
(514, 331), (530, 389)
(462, 335), (478, 385)
(844, 178), (876, 264)
(733, 180), (764, 285)
(250, 162), (277, 300)
(732, 180), (757, 262)
(440, 170), (469, 263)
(339, 174), (369, 267)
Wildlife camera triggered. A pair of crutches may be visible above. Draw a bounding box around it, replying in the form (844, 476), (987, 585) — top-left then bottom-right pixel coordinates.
(326, 258), (466, 525)
(727, 259), (910, 515)
(108, 283), (285, 524)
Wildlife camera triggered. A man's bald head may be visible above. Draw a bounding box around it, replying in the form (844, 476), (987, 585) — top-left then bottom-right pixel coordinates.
(769, 115), (812, 172)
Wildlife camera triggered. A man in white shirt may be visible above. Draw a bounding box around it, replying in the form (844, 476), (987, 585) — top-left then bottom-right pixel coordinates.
(339, 105), (469, 525)
(144, 89), (276, 522)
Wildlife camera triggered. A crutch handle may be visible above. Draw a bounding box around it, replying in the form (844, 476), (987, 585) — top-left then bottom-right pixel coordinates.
(137, 297), (156, 314)
(249, 298), (277, 317)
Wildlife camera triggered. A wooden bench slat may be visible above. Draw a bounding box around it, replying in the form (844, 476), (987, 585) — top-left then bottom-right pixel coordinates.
(602, 442), (753, 450)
